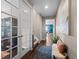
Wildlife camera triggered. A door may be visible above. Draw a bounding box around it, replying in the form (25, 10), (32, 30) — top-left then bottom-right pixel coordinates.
(1, 13), (19, 59)
(20, 0), (32, 57)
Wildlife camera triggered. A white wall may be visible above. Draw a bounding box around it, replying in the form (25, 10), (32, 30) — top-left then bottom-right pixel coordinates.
(42, 19), (46, 39)
(32, 9), (42, 40)
(56, 0), (69, 35)
(56, 0), (77, 59)
(68, 0), (77, 59)
(69, 0), (77, 38)
(65, 0), (77, 59)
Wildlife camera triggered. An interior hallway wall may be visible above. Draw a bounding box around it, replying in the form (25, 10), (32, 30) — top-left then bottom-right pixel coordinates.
(32, 9), (42, 40)
(56, 0), (77, 59)
(56, 0), (69, 35)
(68, 0), (77, 59)
(42, 19), (46, 40)
(69, 0), (77, 38)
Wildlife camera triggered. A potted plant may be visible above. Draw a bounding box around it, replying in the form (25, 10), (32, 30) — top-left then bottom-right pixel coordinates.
(52, 35), (59, 43)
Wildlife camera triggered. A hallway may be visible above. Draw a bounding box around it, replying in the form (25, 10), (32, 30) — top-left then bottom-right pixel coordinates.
(22, 40), (58, 59)
(1, 0), (77, 59)
(22, 41), (49, 59)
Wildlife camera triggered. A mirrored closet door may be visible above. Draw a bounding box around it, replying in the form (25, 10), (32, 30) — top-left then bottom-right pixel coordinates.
(1, 13), (18, 59)
(20, 0), (32, 57)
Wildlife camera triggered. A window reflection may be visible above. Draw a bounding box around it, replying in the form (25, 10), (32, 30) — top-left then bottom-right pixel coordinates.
(12, 47), (17, 58)
(1, 51), (10, 59)
(1, 39), (10, 51)
(1, 17), (11, 38)
(1, 13), (18, 59)
(12, 27), (17, 36)
(12, 37), (17, 47)
(12, 18), (17, 26)
(2, 17), (11, 26)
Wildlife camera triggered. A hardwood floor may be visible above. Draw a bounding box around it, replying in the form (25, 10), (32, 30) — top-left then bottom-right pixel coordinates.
(21, 49), (36, 59)
(21, 40), (46, 59)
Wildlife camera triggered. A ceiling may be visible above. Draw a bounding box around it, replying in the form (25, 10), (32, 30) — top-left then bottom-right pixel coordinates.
(29, 0), (61, 17)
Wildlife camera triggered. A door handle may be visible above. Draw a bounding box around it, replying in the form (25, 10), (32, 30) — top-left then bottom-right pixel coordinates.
(18, 35), (23, 38)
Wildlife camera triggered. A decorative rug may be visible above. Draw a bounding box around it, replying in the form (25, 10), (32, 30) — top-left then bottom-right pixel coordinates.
(33, 45), (52, 59)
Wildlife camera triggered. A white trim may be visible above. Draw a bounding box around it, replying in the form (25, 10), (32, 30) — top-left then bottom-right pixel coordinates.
(5, 0), (19, 8)
(23, 0), (33, 9)
(1, 11), (17, 19)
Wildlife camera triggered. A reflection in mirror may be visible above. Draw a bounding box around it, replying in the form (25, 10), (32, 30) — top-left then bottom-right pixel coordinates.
(1, 39), (10, 51)
(12, 47), (17, 58)
(2, 17), (11, 26)
(1, 50), (10, 59)
(12, 18), (17, 26)
(1, 26), (11, 38)
(12, 27), (17, 36)
(1, 9), (18, 59)
(1, 13), (11, 38)
(12, 37), (17, 47)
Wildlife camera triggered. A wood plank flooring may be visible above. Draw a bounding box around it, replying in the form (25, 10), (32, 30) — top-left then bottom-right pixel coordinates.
(21, 40), (46, 59)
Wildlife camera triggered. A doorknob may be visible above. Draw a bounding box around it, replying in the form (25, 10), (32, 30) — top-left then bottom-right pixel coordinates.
(18, 35), (23, 37)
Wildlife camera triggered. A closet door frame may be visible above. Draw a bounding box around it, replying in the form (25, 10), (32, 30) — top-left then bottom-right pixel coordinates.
(1, 12), (19, 59)
(19, 0), (32, 58)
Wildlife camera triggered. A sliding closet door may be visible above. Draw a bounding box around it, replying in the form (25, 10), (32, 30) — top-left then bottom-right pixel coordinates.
(20, 0), (32, 57)
(27, 5), (32, 50)
(1, 13), (19, 59)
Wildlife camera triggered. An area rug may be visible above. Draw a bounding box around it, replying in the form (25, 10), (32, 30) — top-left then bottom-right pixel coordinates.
(33, 46), (52, 59)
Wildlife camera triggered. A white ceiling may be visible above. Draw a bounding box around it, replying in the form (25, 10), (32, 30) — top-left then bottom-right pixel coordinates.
(30, 0), (61, 17)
